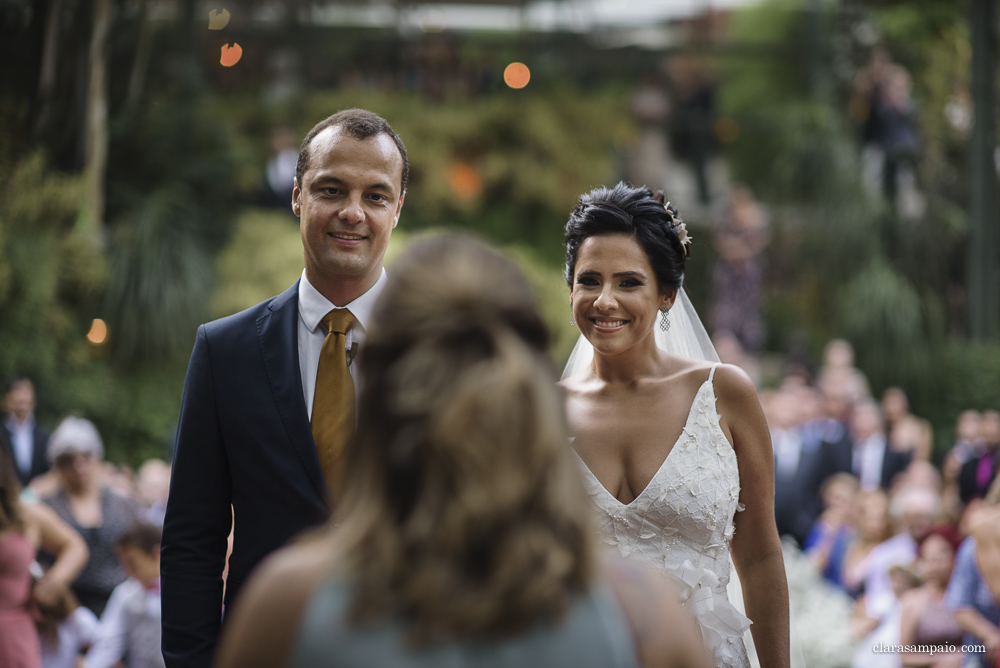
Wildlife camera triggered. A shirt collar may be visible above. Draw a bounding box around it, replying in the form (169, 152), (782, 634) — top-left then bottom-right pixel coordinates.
(298, 268), (388, 334)
(4, 413), (33, 432)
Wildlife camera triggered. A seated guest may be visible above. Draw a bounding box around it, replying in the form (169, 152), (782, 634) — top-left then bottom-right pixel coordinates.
(946, 539), (1000, 665)
(805, 473), (859, 581)
(840, 490), (892, 597)
(84, 522), (164, 668)
(215, 236), (709, 668)
(898, 526), (964, 668)
(862, 485), (940, 617)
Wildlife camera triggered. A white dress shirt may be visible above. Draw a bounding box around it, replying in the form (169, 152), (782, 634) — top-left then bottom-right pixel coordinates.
(84, 578), (163, 668)
(853, 434), (887, 491)
(297, 269), (387, 420)
(4, 413), (35, 475)
(772, 428), (803, 480)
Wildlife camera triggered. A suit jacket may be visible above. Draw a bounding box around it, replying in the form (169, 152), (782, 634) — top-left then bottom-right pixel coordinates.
(161, 281), (331, 668)
(773, 422), (845, 546)
(1, 420), (50, 487)
(828, 433), (911, 490)
(958, 449), (999, 504)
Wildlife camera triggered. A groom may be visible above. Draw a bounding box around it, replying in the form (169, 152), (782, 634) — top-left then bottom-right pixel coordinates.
(160, 109), (407, 668)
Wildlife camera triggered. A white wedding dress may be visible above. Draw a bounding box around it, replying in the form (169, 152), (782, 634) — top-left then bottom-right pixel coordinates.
(573, 364), (753, 668)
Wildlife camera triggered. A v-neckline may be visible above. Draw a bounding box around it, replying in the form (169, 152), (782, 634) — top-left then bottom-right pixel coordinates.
(573, 375), (714, 509)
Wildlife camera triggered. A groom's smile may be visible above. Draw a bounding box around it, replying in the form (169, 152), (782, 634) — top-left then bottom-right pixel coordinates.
(293, 124), (405, 305)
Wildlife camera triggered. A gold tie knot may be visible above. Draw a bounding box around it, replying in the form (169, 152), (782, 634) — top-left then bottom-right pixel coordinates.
(322, 309), (356, 336)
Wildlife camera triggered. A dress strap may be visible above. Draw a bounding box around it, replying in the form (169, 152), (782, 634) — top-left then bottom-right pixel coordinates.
(708, 362), (720, 383)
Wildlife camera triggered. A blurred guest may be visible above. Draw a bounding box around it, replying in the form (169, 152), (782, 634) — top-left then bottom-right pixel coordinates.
(710, 185), (769, 353)
(948, 479), (1000, 668)
(832, 400), (911, 491)
(136, 459), (170, 526)
(842, 490), (893, 597)
(805, 473), (860, 582)
(84, 522), (164, 668)
(898, 526), (964, 668)
(945, 411), (984, 471)
(853, 562), (919, 668)
(2, 376), (50, 488)
(772, 387), (836, 546)
(852, 486), (940, 668)
(215, 236), (709, 668)
(862, 485), (940, 617)
(0, 449), (88, 668)
(42, 418), (139, 616)
(817, 339), (870, 402)
(36, 589), (98, 668)
(883, 387), (933, 462)
(263, 127), (299, 211)
(958, 410), (1000, 506)
(854, 48), (924, 217)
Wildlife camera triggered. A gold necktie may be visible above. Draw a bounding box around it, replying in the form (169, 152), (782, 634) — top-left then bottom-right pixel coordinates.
(312, 309), (356, 501)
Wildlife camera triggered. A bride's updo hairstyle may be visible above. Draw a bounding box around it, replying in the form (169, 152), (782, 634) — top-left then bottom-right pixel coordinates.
(565, 182), (687, 292)
(333, 234), (596, 644)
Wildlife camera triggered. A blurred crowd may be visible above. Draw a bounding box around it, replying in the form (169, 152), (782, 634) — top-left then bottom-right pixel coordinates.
(755, 339), (1000, 668)
(2, 336), (999, 668)
(1, 376), (170, 668)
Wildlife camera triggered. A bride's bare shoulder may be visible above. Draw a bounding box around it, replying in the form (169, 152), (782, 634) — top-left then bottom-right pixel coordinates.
(711, 363), (766, 422)
(711, 363), (757, 394)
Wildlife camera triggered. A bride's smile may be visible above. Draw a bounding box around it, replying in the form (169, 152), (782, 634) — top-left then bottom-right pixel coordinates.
(571, 233), (674, 354)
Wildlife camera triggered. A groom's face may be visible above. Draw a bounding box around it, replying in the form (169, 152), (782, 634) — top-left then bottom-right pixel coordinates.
(293, 126), (405, 297)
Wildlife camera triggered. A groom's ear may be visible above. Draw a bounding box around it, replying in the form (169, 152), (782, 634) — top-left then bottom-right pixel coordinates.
(660, 289), (678, 310)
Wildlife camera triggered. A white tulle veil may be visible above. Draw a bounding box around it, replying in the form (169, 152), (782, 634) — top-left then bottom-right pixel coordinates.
(561, 287), (719, 380)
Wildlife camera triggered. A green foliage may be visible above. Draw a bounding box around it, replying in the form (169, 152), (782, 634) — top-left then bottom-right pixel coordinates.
(0, 151), (102, 382)
(211, 210), (303, 319)
(0, 151), (187, 466)
(104, 184), (213, 366)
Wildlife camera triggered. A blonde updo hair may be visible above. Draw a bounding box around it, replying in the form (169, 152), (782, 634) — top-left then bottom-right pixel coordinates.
(332, 234), (596, 644)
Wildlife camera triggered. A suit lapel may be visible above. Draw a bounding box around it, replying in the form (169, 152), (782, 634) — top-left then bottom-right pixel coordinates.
(257, 281), (329, 506)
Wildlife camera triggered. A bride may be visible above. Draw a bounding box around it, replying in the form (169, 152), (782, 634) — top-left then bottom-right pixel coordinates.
(560, 183), (790, 668)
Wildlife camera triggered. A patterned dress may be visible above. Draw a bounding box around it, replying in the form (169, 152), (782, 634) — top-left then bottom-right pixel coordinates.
(575, 364), (752, 668)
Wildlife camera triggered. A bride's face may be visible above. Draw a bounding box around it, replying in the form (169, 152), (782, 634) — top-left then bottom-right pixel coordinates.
(570, 233), (675, 355)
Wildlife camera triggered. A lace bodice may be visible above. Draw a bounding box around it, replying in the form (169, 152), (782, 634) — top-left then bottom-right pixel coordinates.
(574, 364), (752, 668)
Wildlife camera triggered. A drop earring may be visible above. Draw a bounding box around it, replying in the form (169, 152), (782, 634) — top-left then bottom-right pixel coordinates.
(660, 307), (670, 332)
(570, 310), (576, 327)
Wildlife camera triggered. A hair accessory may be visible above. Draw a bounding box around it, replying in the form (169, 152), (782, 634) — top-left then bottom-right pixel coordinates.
(660, 307), (670, 332)
(664, 201), (692, 257)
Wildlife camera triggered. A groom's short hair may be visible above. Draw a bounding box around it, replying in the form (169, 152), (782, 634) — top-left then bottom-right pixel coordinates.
(295, 109), (408, 193)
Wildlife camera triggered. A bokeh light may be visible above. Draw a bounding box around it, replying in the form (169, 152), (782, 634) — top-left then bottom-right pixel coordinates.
(208, 9), (230, 30)
(447, 162), (483, 201)
(220, 43), (242, 67)
(504, 62), (530, 89)
(87, 319), (108, 345)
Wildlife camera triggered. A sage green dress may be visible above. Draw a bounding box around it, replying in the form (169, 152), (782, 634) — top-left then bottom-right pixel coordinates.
(289, 579), (639, 668)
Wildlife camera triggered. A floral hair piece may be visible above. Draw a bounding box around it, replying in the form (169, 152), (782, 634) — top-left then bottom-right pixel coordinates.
(664, 201), (691, 258)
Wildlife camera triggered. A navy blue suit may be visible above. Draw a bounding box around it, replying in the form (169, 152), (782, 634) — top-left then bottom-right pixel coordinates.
(161, 281), (330, 668)
(0, 422), (49, 487)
